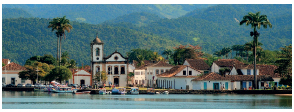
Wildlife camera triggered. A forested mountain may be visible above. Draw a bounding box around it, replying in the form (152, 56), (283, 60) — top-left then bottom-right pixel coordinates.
(2, 18), (179, 65)
(2, 8), (33, 19)
(2, 4), (214, 24)
(2, 4), (292, 66)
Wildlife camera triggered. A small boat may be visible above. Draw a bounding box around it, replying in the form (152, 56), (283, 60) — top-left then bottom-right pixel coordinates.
(112, 88), (119, 94)
(73, 90), (91, 94)
(99, 88), (106, 95)
(118, 88), (127, 95)
(147, 88), (155, 94)
(162, 91), (169, 94)
(156, 92), (160, 94)
(130, 87), (139, 95)
(53, 87), (73, 93)
(106, 91), (112, 94)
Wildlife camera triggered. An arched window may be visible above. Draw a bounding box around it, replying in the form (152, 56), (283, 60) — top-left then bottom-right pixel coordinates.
(96, 66), (100, 74)
(121, 66), (125, 74)
(108, 66), (112, 74)
(96, 48), (100, 56)
(114, 66), (118, 74)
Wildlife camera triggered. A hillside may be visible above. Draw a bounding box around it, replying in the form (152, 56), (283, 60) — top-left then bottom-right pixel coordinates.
(2, 4), (214, 24)
(2, 18), (179, 65)
(2, 8), (33, 19)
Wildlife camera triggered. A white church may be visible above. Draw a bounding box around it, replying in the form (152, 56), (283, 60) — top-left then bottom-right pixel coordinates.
(90, 35), (128, 87)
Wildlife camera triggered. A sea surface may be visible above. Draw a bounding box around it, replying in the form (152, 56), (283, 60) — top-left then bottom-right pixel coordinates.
(2, 91), (292, 109)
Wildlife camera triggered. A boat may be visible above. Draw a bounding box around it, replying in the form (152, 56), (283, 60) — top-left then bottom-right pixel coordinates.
(99, 88), (106, 95)
(53, 87), (73, 93)
(156, 92), (160, 94)
(130, 87), (139, 95)
(147, 88), (155, 94)
(73, 90), (91, 94)
(112, 87), (126, 95)
(162, 91), (169, 94)
(106, 91), (112, 94)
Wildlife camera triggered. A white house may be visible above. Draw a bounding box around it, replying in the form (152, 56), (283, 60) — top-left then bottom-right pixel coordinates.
(192, 72), (274, 90)
(91, 35), (128, 87)
(157, 65), (202, 90)
(183, 59), (210, 74)
(145, 61), (174, 87)
(211, 59), (260, 75)
(69, 69), (92, 86)
(2, 61), (30, 85)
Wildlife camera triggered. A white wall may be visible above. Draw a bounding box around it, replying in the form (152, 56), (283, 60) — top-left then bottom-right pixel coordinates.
(241, 69), (259, 75)
(174, 66), (201, 76)
(229, 67), (237, 75)
(2, 71), (31, 85)
(92, 44), (103, 62)
(105, 53), (127, 61)
(146, 66), (173, 87)
(211, 63), (220, 73)
(193, 80), (231, 90)
(134, 69), (146, 86)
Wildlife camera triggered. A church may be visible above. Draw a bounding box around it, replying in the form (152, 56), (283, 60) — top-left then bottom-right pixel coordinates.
(90, 35), (128, 87)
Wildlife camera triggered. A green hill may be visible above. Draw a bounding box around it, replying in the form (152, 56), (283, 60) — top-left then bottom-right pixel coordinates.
(2, 18), (179, 65)
(2, 8), (33, 19)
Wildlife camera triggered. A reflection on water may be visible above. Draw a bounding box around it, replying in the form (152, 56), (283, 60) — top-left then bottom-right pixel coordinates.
(2, 91), (292, 109)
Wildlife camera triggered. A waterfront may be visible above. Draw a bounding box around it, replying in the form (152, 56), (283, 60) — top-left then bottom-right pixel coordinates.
(2, 91), (292, 109)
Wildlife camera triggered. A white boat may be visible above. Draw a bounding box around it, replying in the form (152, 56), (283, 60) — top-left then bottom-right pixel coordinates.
(53, 87), (73, 93)
(162, 91), (169, 94)
(106, 91), (112, 94)
(99, 88), (106, 95)
(130, 87), (139, 95)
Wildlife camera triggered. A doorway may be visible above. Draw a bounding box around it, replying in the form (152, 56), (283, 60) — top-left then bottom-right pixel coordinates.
(11, 78), (15, 84)
(114, 78), (119, 87)
(80, 79), (85, 86)
(213, 83), (219, 90)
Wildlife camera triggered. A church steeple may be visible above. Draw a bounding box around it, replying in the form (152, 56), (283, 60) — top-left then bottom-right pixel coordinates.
(92, 33), (103, 44)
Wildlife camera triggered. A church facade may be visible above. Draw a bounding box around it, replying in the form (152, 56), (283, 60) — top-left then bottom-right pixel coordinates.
(90, 36), (128, 87)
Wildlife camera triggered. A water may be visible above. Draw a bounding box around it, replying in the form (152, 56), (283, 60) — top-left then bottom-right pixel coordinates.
(2, 91), (292, 109)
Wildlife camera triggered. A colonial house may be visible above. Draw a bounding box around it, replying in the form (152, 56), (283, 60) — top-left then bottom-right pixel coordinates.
(69, 69), (92, 86)
(183, 59), (210, 74)
(211, 59), (260, 75)
(133, 61), (154, 86)
(2, 60), (30, 85)
(257, 64), (281, 88)
(145, 61), (174, 87)
(157, 65), (202, 90)
(91, 35), (128, 87)
(192, 72), (274, 90)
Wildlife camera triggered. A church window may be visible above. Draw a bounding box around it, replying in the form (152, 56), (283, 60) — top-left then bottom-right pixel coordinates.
(96, 48), (100, 56)
(114, 66), (119, 74)
(121, 66), (125, 74)
(96, 66), (100, 74)
(108, 66), (112, 74)
(114, 56), (118, 60)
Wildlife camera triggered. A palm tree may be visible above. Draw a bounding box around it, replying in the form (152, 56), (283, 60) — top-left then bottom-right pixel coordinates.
(48, 16), (73, 66)
(162, 49), (173, 60)
(240, 12), (272, 89)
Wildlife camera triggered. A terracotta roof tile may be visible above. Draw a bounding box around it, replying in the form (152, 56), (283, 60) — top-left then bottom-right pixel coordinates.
(157, 65), (187, 77)
(192, 72), (231, 81)
(133, 60), (154, 68)
(186, 59), (210, 70)
(192, 72), (274, 81)
(257, 64), (280, 78)
(214, 59), (244, 67)
(150, 61), (173, 67)
(2, 62), (26, 71)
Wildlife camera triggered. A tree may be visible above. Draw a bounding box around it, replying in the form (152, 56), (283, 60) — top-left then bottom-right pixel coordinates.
(127, 48), (155, 63)
(19, 62), (54, 84)
(48, 16), (73, 66)
(172, 45), (203, 65)
(240, 12), (272, 89)
(162, 49), (173, 60)
(2, 63), (5, 67)
(25, 54), (56, 66)
(275, 45), (292, 78)
(46, 66), (72, 83)
(220, 47), (232, 59)
(94, 71), (108, 84)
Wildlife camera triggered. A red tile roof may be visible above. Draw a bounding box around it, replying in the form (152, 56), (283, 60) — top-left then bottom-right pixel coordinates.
(2, 62), (26, 71)
(158, 65), (201, 78)
(2, 59), (10, 65)
(257, 64), (280, 78)
(214, 59), (244, 67)
(192, 72), (274, 81)
(133, 60), (154, 68)
(185, 59), (210, 70)
(70, 68), (92, 75)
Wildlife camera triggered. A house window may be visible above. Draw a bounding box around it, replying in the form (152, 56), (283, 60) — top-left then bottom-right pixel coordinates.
(135, 80), (138, 84)
(161, 69), (164, 74)
(204, 71), (209, 74)
(183, 70), (186, 75)
(261, 82), (264, 86)
(135, 72), (140, 75)
(2, 77), (5, 83)
(114, 66), (119, 74)
(121, 66), (125, 74)
(108, 66), (112, 74)
(156, 69), (159, 74)
(166, 69), (169, 72)
(21, 79), (25, 83)
(247, 69), (251, 75)
(141, 71), (145, 75)
(189, 71), (192, 75)
(96, 48), (100, 56)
